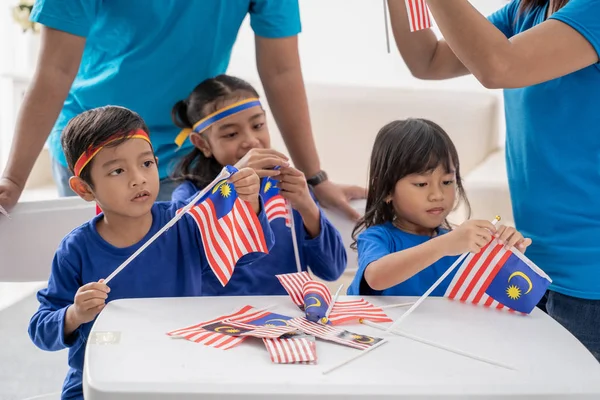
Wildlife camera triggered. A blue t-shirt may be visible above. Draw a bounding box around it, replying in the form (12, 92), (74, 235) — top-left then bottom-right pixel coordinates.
(173, 180), (347, 295)
(28, 201), (274, 400)
(347, 222), (458, 296)
(30, 0), (301, 180)
(488, 0), (600, 299)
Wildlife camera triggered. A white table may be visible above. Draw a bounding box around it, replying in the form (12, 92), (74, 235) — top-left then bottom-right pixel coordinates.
(83, 296), (600, 399)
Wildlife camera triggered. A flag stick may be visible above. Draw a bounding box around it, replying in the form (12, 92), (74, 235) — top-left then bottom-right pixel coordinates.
(321, 283), (344, 324)
(0, 204), (10, 219)
(386, 216), (501, 333)
(104, 168), (232, 284)
(286, 201), (302, 274)
(322, 339), (388, 375)
(361, 319), (514, 370)
(380, 302), (415, 309)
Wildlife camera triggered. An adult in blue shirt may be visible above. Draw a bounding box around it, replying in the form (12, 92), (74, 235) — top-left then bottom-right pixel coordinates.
(387, 0), (600, 361)
(0, 0), (365, 219)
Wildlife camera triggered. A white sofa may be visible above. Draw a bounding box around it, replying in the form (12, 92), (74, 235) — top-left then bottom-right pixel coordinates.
(0, 83), (512, 288)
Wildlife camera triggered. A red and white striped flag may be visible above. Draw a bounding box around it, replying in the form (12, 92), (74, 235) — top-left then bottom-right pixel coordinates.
(262, 335), (318, 364)
(328, 298), (393, 325)
(261, 177), (291, 227)
(405, 0), (432, 32)
(166, 305), (255, 350)
(444, 238), (550, 314)
(187, 179), (268, 287)
(289, 317), (383, 350)
(276, 271), (312, 307)
(276, 272), (393, 325)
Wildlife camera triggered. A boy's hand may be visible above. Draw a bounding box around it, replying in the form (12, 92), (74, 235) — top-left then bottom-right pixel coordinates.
(495, 225), (532, 252)
(69, 279), (110, 326)
(229, 167), (260, 213)
(441, 219), (497, 256)
(235, 149), (289, 178)
(273, 167), (317, 215)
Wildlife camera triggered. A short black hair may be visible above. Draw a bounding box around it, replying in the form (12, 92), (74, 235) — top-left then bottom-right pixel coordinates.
(61, 106), (150, 187)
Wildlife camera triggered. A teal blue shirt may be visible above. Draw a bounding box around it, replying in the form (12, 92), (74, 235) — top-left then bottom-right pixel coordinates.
(31, 0), (300, 179)
(347, 222), (458, 297)
(488, 0), (600, 299)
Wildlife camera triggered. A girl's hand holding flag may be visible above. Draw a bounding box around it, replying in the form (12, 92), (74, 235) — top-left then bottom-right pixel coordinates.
(234, 148), (289, 178)
(227, 167), (261, 214)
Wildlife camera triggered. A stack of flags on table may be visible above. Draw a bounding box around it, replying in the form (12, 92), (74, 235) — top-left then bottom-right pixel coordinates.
(167, 305), (384, 364)
(444, 238), (551, 314)
(276, 272), (393, 325)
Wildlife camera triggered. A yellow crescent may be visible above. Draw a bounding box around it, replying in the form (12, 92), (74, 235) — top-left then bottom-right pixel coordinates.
(213, 326), (235, 333)
(508, 271), (533, 294)
(212, 180), (227, 194)
(353, 335), (375, 344)
(305, 296), (322, 309)
(264, 319), (290, 326)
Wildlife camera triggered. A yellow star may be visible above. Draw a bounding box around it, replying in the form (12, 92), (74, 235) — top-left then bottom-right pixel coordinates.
(220, 183), (232, 198)
(506, 284), (522, 300)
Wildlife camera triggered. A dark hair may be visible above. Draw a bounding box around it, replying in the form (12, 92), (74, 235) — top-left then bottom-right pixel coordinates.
(171, 74), (260, 188)
(518, 0), (568, 15)
(61, 105), (150, 187)
(351, 118), (470, 249)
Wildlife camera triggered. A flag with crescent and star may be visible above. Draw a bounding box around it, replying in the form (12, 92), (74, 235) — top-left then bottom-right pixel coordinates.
(445, 238), (551, 314)
(288, 317), (383, 350)
(276, 272), (393, 325)
(260, 176), (291, 227)
(186, 165), (269, 287)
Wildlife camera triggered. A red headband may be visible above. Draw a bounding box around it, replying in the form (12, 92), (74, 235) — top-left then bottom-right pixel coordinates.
(73, 129), (152, 177)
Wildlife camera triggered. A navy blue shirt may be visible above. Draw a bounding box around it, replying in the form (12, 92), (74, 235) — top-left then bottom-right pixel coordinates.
(173, 180), (347, 295)
(28, 201), (274, 399)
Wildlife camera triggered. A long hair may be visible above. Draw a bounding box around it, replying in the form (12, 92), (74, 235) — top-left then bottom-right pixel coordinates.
(351, 118), (470, 250)
(171, 74), (260, 188)
(518, 0), (569, 14)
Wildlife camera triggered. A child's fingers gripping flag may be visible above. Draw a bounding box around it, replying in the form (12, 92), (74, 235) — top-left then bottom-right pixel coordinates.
(444, 238), (552, 314)
(405, 0), (432, 32)
(186, 165), (269, 287)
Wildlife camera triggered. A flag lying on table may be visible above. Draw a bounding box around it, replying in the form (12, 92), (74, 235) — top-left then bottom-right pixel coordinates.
(224, 307), (318, 364)
(289, 317), (383, 350)
(444, 238), (551, 314)
(276, 272), (393, 325)
(261, 176), (291, 227)
(405, 0), (432, 32)
(186, 166), (269, 287)
(166, 305), (256, 350)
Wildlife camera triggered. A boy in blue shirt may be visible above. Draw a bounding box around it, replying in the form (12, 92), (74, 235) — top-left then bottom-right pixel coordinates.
(28, 106), (274, 400)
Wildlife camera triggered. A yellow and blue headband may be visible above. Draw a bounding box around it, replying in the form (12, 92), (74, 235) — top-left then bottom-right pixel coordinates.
(174, 97), (262, 148)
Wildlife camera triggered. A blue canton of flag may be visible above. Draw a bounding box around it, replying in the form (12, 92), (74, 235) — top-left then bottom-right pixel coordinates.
(303, 281), (332, 323)
(485, 251), (551, 314)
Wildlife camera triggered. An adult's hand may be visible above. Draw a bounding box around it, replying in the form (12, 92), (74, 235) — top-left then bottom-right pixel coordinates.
(0, 177), (23, 216)
(312, 180), (367, 222)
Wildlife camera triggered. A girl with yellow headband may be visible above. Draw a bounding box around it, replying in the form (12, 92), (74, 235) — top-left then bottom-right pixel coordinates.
(171, 74), (347, 296)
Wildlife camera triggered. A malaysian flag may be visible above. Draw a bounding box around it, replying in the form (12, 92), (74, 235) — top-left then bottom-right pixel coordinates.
(289, 317), (383, 350)
(444, 238), (551, 314)
(263, 334), (317, 364)
(405, 0), (432, 32)
(187, 169), (269, 287)
(224, 308), (298, 339)
(261, 176), (291, 227)
(166, 305), (255, 350)
(276, 272), (393, 325)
